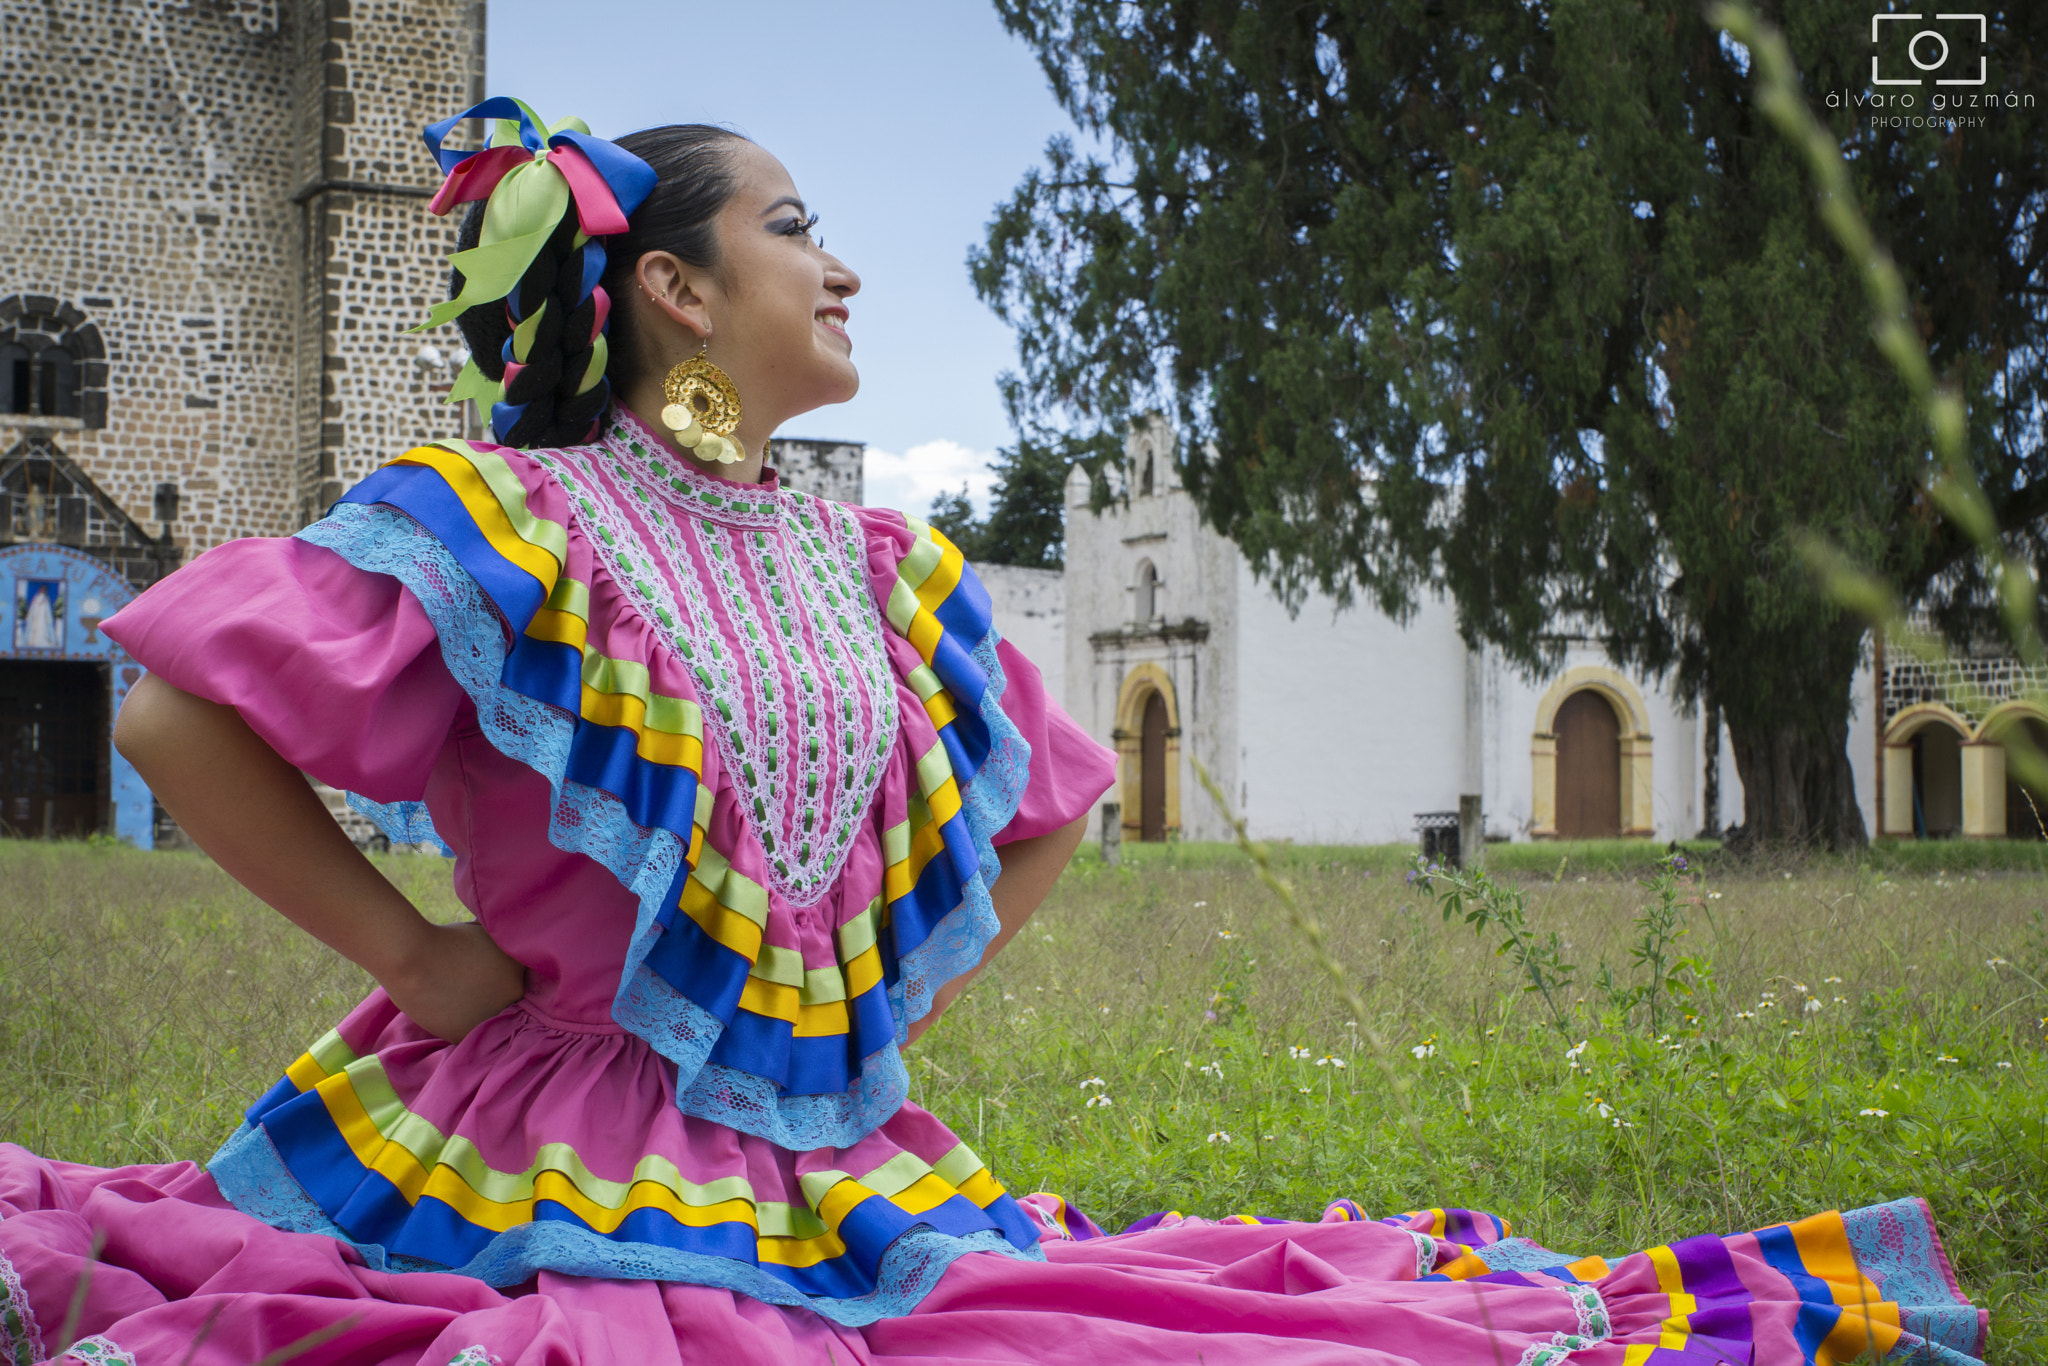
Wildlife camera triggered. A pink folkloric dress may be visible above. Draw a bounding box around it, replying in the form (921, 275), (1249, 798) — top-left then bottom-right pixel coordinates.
(0, 408), (1987, 1365)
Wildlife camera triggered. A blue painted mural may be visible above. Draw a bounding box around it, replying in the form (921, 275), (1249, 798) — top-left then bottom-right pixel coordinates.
(0, 543), (151, 847)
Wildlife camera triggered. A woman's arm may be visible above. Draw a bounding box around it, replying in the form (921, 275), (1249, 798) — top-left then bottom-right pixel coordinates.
(905, 812), (1087, 1043)
(114, 674), (525, 1043)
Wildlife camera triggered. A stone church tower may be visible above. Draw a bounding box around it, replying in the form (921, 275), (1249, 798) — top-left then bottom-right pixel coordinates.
(0, 0), (486, 843)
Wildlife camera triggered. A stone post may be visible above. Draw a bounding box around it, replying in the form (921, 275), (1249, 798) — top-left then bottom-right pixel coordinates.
(1458, 794), (1484, 870)
(1100, 802), (1122, 867)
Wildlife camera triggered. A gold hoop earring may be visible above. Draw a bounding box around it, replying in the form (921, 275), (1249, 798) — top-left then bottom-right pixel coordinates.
(660, 339), (744, 465)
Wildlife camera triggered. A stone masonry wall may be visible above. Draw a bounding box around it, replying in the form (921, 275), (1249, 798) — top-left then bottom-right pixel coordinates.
(0, 0), (484, 555)
(0, 0), (303, 549)
(295, 0), (486, 523)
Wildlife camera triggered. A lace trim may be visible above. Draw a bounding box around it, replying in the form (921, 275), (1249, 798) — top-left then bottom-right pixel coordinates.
(0, 1243), (45, 1366)
(57, 1337), (137, 1366)
(891, 633), (1030, 1029)
(345, 791), (452, 853)
(1516, 1282), (1611, 1366)
(1406, 1229), (1439, 1278)
(536, 433), (896, 906)
(210, 1121), (1041, 1324)
(1842, 1197), (1986, 1358)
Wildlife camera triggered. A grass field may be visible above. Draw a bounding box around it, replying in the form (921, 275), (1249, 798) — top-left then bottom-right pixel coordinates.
(1, 837), (2042, 1361)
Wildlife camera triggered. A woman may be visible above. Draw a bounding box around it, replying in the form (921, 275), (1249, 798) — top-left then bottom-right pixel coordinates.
(0, 103), (1985, 1365)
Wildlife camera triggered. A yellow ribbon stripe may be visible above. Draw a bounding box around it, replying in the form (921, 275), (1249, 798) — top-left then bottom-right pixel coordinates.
(287, 1053), (996, 1271)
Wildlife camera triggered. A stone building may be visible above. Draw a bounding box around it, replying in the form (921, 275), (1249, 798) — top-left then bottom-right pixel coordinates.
(1056, 419), (1890, 847)
(1872, 633), (2048, 840)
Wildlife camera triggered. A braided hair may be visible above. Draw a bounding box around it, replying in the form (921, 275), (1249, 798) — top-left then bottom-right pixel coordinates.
(450, 124), (750, 450)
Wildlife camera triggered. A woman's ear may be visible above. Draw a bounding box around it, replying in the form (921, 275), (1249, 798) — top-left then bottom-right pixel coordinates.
(635, 251), (714, 344)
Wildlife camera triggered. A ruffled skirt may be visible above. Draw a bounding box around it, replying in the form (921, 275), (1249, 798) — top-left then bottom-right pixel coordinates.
(0, 1141), (1986, 1366)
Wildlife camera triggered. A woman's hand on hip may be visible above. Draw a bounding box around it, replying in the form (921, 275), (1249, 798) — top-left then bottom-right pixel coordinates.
(382, 921), (528, 1045)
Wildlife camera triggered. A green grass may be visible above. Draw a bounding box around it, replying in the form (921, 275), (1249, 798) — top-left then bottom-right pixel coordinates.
(2, 838), (2043, 1361)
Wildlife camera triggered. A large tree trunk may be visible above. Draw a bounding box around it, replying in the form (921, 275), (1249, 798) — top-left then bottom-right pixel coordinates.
(1723, 715), (1868, 851)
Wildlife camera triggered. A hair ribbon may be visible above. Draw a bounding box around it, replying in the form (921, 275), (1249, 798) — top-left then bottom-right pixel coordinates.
(415, 97), (657, 334)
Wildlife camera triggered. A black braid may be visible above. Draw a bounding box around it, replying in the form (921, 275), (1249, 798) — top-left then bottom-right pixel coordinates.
(448, 124), (751, 451)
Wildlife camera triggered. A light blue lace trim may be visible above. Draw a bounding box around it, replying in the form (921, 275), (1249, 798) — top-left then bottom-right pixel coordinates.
(1840, 1198), (1984, 1362)
(345, 791), (453, 854)
(294, 505), (1034, 1150)
(889, 631), (1031, 1032)
(207, 1120), (1042, 1325)
(1470, 1236), (1585, 1273)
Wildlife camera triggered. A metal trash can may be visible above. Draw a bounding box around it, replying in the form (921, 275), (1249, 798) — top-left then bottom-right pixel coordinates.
(1415, 810), (1461, 867)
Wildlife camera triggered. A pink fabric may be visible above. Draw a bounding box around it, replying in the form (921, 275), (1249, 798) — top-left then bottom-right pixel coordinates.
(103, 537), (462, 803)
(88, 457), (1116, 1275)
(2, 1145), (1916, 1365)
(991, 638), (1116, 844)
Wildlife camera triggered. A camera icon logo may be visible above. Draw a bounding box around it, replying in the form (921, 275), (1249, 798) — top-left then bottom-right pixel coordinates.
(1871, 12), (1988, 86)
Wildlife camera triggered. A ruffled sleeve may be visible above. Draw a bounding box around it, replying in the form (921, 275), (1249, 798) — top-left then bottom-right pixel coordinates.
(99, 535), (464, 804)
(986, 637), (1115, 845)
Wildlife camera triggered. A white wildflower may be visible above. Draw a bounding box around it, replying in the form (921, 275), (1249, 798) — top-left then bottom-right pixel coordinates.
(1288, 1045), (1311, 1060)
(1207, 1131), (1232, 1145)
(1085, 1094), (1113, 1109)
(1216, 929), (1236, 940)
(1079, 1077), (1106, 1089)
(1198, 1062), (1224, 1079)
(1823, 976), (1843, 984)
(1315, 1055), (1347, 1069)
(1410, 1042), (1437, 1060)
(1859, 1108), (1889, 1118)
(1804, 998), (1823, 1015)
(1936, 1054), (1961, 1064)
(1995, 1061), (2013, 1070)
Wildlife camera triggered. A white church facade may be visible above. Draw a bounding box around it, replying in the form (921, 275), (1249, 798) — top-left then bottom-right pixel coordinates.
(1005, 421), (1892, 848)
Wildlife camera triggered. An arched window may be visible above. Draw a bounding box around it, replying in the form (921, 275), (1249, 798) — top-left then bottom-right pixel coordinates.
(0, 299), (104, 428)
(1133, 558), (1158, 622)
(1140, 451), (1155, 496)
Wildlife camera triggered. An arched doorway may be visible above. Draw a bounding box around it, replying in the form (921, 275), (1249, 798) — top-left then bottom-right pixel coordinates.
(0, 659), (105, 837)
(1113, 663), (1181, 843)
(0, 543), (151, 844)
(1530, 666), (1654, 838)
(1140, 690), (1168, 841)
(1554, 688), (1622, 838)
(1911, 722), (1964, 838)
(2004, 717), (2048, 839)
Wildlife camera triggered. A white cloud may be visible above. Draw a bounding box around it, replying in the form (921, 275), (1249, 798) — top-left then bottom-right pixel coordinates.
(861, 439), (997, 515)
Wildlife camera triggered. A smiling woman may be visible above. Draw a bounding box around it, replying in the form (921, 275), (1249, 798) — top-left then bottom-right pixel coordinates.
(0, 99), (1986, 1366)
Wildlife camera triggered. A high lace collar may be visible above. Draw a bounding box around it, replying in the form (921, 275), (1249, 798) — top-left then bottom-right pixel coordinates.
(601, 405), (786, 529)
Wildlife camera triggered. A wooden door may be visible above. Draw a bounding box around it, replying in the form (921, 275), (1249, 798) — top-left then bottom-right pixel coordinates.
(1140, 690), (1168, 841)
(0, 660), (105, 838)
(1554, 689), (1621, 838)
(2007, 718), (2048, 839)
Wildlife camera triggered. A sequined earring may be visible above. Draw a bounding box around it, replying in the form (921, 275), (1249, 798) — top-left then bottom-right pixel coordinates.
(660, 339), (744, 465)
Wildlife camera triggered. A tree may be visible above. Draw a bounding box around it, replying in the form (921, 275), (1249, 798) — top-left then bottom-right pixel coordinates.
(973, 0), (2048, 848)
(924, 437), (1086, 569)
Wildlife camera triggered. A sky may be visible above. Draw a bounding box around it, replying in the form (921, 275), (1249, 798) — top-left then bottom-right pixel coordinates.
(488, 0), (1089, 514)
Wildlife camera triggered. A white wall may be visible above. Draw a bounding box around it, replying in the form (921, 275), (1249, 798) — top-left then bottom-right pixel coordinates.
(1234, 570), (1473, 843)
(979, 564), (1066, 710)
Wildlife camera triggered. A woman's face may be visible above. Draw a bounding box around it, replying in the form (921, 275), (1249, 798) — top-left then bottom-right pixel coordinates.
(693, 143), (862, 429)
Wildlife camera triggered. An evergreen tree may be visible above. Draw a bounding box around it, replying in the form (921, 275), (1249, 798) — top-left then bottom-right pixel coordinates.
(973, 0), (2048, 847)
(924, 438), (1086, 569)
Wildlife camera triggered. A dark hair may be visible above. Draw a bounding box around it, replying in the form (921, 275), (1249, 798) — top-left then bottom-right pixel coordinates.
(450, 124), (749, 450)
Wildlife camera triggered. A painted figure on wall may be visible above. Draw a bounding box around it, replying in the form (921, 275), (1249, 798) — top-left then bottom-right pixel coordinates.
(15, 577), (64, 651)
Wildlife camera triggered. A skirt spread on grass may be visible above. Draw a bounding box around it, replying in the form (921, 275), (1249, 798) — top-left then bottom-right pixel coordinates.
(0, 1152), (1987, 1365)
(0, 435), (1991, 1363)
